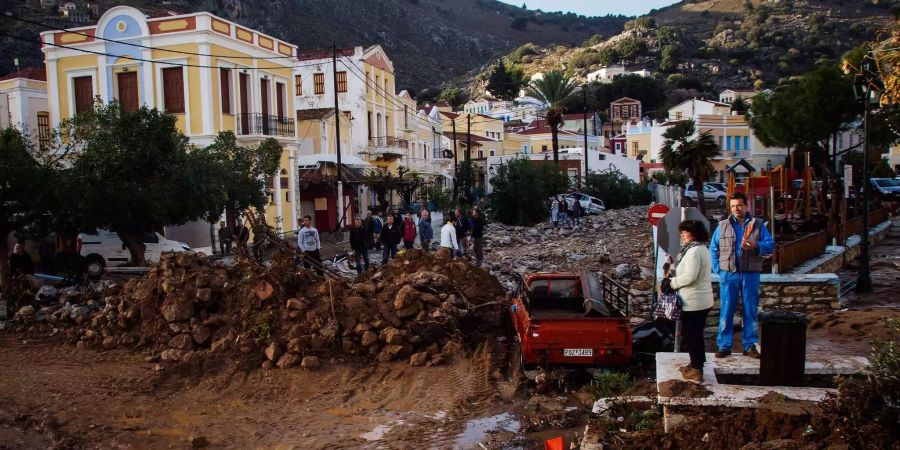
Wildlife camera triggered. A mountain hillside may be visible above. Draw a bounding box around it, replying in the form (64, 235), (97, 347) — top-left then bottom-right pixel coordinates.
(0, 0), (628, 92)
(469, 0), (896, 98)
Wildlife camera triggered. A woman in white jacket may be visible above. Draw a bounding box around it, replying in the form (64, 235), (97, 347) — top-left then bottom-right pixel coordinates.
(662, 220), (714, 382)
(439, 215), (459, 258)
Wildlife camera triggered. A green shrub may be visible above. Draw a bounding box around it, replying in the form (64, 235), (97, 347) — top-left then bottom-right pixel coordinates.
(584, 169), (651, 209)
(488, 158), (570, 226)
(585, 370), (634, 399)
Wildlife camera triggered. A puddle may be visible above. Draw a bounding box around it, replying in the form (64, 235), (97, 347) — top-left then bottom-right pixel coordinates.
(360, 419), (406, 441)
(454, 412), (521, 448)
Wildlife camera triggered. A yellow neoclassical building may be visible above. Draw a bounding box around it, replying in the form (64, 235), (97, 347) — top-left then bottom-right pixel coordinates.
(41, 6), (301, 240)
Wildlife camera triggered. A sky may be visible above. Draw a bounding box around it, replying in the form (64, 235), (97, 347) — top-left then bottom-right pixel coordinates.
(498, 0), (681, 17)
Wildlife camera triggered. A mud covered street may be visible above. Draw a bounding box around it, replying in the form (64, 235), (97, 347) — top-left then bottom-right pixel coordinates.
(0, 335), (531, 449)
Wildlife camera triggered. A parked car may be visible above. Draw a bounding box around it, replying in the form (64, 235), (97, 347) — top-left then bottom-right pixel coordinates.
(707, 182), (727, 193)
(559, 192), (606, 215)
(869, 178), (900, 201)
(510, 271), (632, 370)
(77, 229), (192, 276)
(684, 183), (727, 205)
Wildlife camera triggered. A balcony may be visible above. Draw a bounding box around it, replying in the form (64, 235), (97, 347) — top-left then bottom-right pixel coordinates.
(237, 113), (295, 137)
(367, 136), (409, 158)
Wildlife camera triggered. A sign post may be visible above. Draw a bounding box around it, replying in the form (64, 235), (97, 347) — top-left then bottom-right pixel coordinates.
(648, 204), (670, 315)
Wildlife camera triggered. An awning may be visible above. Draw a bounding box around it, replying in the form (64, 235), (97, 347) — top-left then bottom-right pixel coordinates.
(295, 153), (373, 169)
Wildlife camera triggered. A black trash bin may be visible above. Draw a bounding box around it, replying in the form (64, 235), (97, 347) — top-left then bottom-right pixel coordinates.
(759, 310), (810, 387)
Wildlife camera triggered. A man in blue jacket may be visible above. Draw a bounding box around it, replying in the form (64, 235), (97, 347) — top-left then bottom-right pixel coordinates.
(709, 192), (775, 359)
(417, 209), (434, 252)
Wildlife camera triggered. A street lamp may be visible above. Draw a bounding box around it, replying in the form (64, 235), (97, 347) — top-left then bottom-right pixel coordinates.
(852, 52), (881, 293)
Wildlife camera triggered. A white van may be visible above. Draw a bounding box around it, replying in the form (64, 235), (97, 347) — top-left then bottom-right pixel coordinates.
(77, 229), (192, 276)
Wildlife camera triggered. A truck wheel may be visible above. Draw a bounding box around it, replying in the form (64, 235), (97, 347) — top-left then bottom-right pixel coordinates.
(85, 256), (105, 278)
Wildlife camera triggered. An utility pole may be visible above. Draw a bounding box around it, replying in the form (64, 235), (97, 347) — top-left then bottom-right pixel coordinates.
(332, 44), (344, 232)
(452, 118), (459, 204)
(466, 114), (472, 200)
(582, 84), (588, 190)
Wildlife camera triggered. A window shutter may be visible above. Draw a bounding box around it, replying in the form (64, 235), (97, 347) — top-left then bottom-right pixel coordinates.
(162, 67), (185, 113)
(276, 83), (285, 117)
(220, 68), (231, 114)
(73, 76), (93, 114)
(314, 73), (324, 95)
(294, 75), (302, 95)
(336, 71), (347, 93)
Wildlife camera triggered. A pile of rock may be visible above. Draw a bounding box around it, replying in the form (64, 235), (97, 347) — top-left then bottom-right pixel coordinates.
(481, 206), (656, 315)
(11, 249), (509, 370)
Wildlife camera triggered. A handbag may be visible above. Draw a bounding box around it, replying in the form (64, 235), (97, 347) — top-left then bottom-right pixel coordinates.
(656, 291), (682, 321)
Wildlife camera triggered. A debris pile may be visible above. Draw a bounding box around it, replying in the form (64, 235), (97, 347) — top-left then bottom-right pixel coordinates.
(10, 249), (510, 370)
(483, 206), (655, 315)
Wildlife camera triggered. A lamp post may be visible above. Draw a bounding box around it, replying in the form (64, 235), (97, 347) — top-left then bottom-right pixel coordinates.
(853, 52), (879, 293)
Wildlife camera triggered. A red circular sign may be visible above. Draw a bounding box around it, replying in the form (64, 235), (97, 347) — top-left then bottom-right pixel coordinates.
(647, 203), (670, 226)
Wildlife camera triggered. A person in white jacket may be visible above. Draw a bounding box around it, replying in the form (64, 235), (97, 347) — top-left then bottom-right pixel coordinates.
(439, 215), (459, 258)
(662, 219), (713, 383)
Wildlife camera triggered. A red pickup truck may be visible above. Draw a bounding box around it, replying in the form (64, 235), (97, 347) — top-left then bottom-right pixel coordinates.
(510, 271), (632, 369)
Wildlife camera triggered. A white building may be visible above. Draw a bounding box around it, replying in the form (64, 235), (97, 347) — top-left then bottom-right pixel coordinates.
(587, 65), (651, 84)
(484, 148), (640, 194)
(718, 88), (759, 105)
(0, 68), (50, 146)
(667, 99), (731, 121)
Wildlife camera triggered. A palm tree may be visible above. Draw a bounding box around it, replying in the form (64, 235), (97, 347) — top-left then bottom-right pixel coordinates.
(660, 119), (721, 216)
(525, 71), (578, 167)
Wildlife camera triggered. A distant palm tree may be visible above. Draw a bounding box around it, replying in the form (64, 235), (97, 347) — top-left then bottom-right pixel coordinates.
(525, 71), (578, 167)
(660, 119), (721, 216)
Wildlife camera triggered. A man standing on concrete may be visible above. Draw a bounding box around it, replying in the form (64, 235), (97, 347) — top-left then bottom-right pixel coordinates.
(710, 192), (775, 359)
(297, 215), (322, 270)
(217, 222), (232, 255)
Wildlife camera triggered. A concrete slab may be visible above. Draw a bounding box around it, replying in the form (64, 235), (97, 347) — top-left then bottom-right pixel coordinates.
(655, 352), (868, 408)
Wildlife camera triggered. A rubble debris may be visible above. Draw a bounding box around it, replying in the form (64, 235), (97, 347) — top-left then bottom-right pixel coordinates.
(483, 206), (655, 314)
(9, 249), (509, 370)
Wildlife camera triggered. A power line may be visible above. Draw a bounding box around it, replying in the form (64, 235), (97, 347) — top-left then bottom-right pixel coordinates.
(0, 31), (323, 70)
(1, 14), (296, 61)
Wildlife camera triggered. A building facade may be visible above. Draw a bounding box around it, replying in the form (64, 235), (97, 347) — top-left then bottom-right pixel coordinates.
(0, 68), (50, 146)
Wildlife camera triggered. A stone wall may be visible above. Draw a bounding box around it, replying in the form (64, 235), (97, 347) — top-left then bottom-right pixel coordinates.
(706, 273), (840, 326)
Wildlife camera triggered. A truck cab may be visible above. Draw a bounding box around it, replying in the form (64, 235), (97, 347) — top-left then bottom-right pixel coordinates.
(511, 271), (632, 368)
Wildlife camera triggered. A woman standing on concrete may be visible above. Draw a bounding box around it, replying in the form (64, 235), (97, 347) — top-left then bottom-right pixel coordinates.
(662, 220), (713, 383)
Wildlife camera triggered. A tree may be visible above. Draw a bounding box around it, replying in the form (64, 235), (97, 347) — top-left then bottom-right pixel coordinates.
(660, 120), (721, 215)
(438, 87), (467, 109)
(749, 65), (861, 226)
(870, 159), (896, 178)
(660, 45), (679, 72)
(201, 132), (281, 228)
(488, 158), (570, 226)
(511, 16), (528, 30)
(525, 71), (579, 167)
(731, 97), (749, 114)
(63, 103), (226, 266)
(486, 59), (524, 101)
(584, 169), (651, 209)
(0, 128), (57, 291)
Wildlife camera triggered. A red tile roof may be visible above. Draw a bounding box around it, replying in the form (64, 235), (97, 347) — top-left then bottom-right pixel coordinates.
(439, 111), (460, 120)
(513, 126), (579, 136)
(442, 131), (495, 143)
(297, 47), (356, 61)
(562, 112), (591, 120)
(0, 67), (46, 82)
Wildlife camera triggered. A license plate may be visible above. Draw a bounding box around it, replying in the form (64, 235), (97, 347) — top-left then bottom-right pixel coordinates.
(564, 348), (593, 357)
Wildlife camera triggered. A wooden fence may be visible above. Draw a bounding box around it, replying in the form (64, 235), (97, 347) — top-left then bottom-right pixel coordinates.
(836, 208), (890, 244)
(774, 231), (829, 273)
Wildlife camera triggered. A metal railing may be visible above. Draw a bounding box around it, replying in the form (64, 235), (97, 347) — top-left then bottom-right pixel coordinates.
(237, 113), (295, 137)
(599, 274), (631, 316)
(837, 207), (890, 243)
(775, 230), (829, 273)
(368, 136), (409, 149)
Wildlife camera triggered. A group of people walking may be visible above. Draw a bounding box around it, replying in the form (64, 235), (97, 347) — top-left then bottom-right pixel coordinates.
(550, 195), (584, 229)
(661, 192), (775, 382)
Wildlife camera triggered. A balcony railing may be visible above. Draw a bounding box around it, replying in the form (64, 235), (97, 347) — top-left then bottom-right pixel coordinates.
(774, 230), (829, 273)
(368, 136), (409, 157)
(237, 113), (295, 137)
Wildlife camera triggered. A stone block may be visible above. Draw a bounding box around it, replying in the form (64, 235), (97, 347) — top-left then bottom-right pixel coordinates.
(782, 285), (812, 295)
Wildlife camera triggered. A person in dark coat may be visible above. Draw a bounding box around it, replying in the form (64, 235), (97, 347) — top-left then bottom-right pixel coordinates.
(453, 208), (470, 258)
(10, 244), (35, 277)
(418, 210), (434, 252)
(402, 212), (417, 250)
(470, 209), (486, 266)
(217, 223), (233, 255)
(349, 217), (369, 274)
(572, 198), (584, 228)
(379, 215), (402, 264)
(363, 210), (376, 250)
